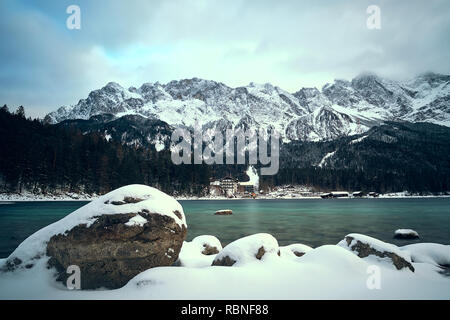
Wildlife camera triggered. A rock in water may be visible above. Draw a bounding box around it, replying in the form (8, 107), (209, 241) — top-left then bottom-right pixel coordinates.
(338, 233), (415, 272)
(394, 229), (420, 240)
(215, 209), (232, 215)
(3, 185), (187, 290)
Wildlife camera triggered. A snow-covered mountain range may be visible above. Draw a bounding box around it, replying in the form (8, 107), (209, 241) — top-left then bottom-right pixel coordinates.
(45, 72), (450, 142)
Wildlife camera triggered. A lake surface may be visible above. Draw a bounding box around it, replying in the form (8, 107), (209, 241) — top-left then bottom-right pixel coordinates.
(1, 198), (449, 258)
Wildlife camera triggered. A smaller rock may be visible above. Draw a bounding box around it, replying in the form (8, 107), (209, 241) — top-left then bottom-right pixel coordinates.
(338, 233), (415, 272)
(280, 244), (313, 258)
(394, 229), (419, 240)
(215, 209), (232, 215)
(212, 233), (280, 267)
(2, 257), (22, 272)
(192, 235), (222, 255)
(202, 244), (220, 255)
(176, 235), (222, 267)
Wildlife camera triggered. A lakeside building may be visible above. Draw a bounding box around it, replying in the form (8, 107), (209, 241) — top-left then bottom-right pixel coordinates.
(331, 191), (349, 198)
(220, 177), (239, 195)
(321, 191), (349, 198)
(238, 181), (255, 193)
(209, 176), (257, 196)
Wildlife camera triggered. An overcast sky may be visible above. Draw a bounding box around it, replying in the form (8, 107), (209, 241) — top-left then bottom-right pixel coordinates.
(1, 0), (449, 118)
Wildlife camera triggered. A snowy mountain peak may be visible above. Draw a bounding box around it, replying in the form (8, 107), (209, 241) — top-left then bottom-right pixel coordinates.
(104, 81), (123, 90)
(45, 73), (450, 142)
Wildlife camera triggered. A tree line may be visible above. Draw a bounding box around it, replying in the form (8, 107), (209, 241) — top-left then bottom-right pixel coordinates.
(1, 105), (449, 196)
(0, 106), (211, 196)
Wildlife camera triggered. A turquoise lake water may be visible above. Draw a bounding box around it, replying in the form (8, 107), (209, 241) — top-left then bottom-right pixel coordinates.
(0, 198), (449, 258)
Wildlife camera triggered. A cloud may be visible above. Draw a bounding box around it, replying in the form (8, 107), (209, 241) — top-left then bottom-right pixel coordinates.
(0, 0), (449, 118)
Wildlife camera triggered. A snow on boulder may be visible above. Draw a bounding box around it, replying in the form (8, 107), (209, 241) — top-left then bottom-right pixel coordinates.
(176, 235), (223, 268)
(1, 184), (187, 289)
(394, 229), (420, 240)
(212, 233), (280, 267)
(338, 233), (415, 272)
(124, 214), (148, 227)
(401, 243), (450, 267)
(279, 244), (313, 259)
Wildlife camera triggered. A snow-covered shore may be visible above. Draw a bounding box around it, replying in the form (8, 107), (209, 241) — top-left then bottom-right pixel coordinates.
(0, 184), (449, 300)
(0, 233), (449, 299)
(176, 194), (450, 200)
(0, 191), (96, 202)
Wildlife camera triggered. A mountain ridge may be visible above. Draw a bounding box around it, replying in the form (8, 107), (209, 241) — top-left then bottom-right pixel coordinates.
(45, 72), (450, 143)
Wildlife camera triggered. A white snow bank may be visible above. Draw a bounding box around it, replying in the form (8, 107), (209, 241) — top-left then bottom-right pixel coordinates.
(1, 184), (186, 267)
(1, 233), (450, 299)
(402, 243), (450, 266)
(212, 233), (279, 266)
(300, 245), (369, 275)
(338, 233), (412, 262)
(177, 235), (223, 268)
(119, 244), (449, 299)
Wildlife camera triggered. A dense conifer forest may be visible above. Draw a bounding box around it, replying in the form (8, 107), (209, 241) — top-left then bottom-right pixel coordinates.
(1, 105), (449, 195)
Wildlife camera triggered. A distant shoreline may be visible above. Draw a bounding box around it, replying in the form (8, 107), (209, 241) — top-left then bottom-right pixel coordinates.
(1, 193), (449, 202)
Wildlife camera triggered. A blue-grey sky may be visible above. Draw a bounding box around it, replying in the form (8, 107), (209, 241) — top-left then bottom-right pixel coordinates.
(1, 0), (449, 118)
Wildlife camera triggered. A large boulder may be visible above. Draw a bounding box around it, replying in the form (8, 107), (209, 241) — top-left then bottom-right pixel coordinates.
(338, 233), (415, 272)
(212, 233), (280, 267)
(3, 185), (187, 289)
